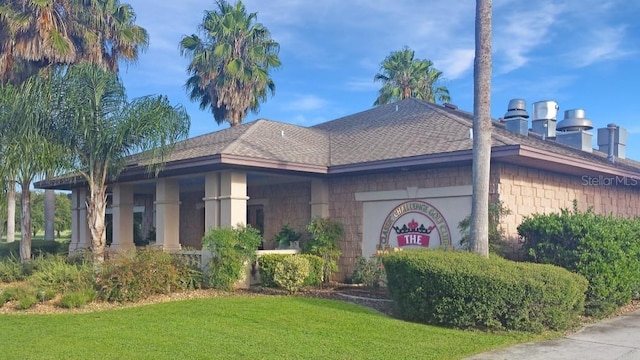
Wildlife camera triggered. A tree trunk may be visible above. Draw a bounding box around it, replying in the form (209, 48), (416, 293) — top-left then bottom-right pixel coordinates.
(7, 182), (16, 243)
(470, 0), (492, 258)
(19, 182), (32, 262)
(86, 183), (108, 265)
(44, 189), (56, 240)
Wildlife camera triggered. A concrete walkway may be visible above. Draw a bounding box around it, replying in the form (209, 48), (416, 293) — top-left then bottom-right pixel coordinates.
(467, 309), (640, 360)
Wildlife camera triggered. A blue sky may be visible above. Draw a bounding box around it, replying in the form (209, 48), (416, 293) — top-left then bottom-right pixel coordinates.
(121, 0), (640, 159)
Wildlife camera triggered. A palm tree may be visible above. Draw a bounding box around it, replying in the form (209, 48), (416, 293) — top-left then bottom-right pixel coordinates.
(0, 0), (148, 82)
(180, 0), (281, 127)
(373, 47), (450, 106)
(470, 0), (492, 258)
(1, 0), (148, 243)
(76, 0), (149, 72)
(0, 77), (66, 261)
(51, 64), (190, 264)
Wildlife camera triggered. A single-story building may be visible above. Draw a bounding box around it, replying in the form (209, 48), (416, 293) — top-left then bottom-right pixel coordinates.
(38, 98), (640, 279)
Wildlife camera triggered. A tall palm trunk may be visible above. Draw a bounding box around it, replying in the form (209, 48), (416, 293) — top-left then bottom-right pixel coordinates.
(470, 0), (492, 257)
(19, 182), (32, 262)
(7, 181), (16, 243)
(44, 189), (56, 240)
(87, 183), (108, 264)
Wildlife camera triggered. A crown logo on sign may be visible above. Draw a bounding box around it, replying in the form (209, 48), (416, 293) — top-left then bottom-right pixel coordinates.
(393, 219), (436, 234)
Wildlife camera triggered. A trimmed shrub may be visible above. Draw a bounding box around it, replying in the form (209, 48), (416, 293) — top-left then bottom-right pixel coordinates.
(300, 254), (323, 286)
(274, 256), (310, 294)
(96, 248), (203, 302)
(383, 250), (588, 332)
(202, 225), (262, 291)
(258, 254), (289, 288)
(519, 204), (640, 317)
(259, 254), (323, 288)
(58, 289), (96, 309)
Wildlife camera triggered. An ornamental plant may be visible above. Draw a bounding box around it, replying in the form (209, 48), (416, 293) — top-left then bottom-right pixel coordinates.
(202, 225), (262, 291)
(303, 218), (343, 283)
(274, 256), (310, 294)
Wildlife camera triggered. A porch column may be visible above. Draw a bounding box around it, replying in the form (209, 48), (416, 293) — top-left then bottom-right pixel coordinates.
(155, 178), (181, 251)
(110, 184), (135, 252)
(219, 170), (248, 227)
(203, 172), (220, 231)
(70, 188), (91, 252)
(310, 178), (330, 218)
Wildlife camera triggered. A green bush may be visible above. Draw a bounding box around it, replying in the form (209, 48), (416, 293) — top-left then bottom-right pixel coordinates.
(273, 224), (302, 248)
(383, 250), (588, 332)
(96, 248), (203, 302)
(519, 203), (640, 317)
(57, 289), (96, 309)
(258, 254), (323, 288)
(0, 240), (68, 259)
(274, 256), (310, 294)
(258, 254), (289, 288)
(28, 254), (94, 293)
(1, 284), (39, 309)
(351, 256), (385, 288)
(202, 225), (262, 291)
(303, 218), (343, 282)
(458, 201), (512, 256)
(16, 294), (39, 310)
(300, 254), (323, 286)
(0, 257), (27, 283)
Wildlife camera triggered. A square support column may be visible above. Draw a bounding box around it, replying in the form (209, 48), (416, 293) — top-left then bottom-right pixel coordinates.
(310, 178), (330, 218)
(70, 188), (91, 252)
(203, 172), (220, 231)
(110, 184), (135, 252)
(219, 170), (248, 227)
(155, 178), (181, 251)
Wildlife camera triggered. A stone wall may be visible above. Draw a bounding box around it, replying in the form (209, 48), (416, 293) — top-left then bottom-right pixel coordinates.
(328, 166), (474, 280)
(496, 163), (640, 240)
(248, 181), (311, 249)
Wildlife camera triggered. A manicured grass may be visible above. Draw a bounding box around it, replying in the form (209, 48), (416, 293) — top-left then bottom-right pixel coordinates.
(0, 296), (542, 359)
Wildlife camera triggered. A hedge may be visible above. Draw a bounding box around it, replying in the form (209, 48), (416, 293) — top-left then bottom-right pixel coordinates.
(519, 206), (640, 317)
(0, 240), (69, 259)
(258, 254), (323, 288)
(383, 250), (588, 332)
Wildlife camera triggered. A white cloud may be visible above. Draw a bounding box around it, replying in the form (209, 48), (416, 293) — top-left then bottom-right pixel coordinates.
(493, 2), (566, 73)
(434, 49), (475, 80)
(282, 94), (328, 111)
(572, 26), (630, 67)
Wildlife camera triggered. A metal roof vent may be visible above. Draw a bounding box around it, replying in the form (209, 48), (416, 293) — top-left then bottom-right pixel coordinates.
(555, 109), (594, 153)
(503, 99), (529, 136)
(556, 109), (593, 132)
(532, 100), (559, 120)
(504, 99), (529, 119)
(531, 100), (559, 139)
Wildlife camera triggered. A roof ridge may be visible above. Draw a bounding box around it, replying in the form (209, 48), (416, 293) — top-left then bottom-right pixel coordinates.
(221, 120), (263, 153)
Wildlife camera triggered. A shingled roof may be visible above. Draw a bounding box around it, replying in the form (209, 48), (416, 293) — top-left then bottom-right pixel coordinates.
(36, 98), (640, 189)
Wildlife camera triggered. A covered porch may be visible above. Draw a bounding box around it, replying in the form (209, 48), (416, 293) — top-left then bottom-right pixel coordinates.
(68, 169), (331, 253)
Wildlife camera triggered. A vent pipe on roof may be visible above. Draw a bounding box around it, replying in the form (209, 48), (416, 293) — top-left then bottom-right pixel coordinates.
(503, 99), (529, 136)
(531, 100), (559, 139)
(597, 123), (627, 161)
(555, 109), (594, 153)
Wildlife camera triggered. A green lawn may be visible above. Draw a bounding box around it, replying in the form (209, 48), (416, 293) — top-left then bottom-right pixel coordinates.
(0, 296), (543, 360)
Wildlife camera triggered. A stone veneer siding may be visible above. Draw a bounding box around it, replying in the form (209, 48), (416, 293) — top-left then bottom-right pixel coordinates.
(248, 181), (311, 249)
(179, 191), (205, 249)
(328, 166), (475, 280)
(496, 163), (640, 240)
